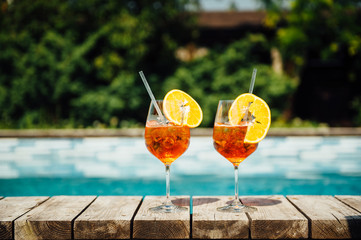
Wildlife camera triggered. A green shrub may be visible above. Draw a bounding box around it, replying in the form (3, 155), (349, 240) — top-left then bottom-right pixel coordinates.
(164, 35), (298, 127)
(0, 0), (196, 128)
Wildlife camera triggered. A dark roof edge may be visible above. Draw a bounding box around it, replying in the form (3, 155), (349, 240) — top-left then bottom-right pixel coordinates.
(0, 128), (360, 138)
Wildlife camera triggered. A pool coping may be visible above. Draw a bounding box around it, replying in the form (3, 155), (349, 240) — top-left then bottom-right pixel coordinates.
(0, 127), (360, 138)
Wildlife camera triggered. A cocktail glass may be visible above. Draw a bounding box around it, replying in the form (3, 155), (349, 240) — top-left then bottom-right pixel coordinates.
(213, 100), (258, 212)
(144, 100), (190, 213)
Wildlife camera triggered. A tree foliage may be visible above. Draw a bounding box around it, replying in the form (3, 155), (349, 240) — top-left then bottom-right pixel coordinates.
(263, 0), (361, 65)
(0, 0), (197, 128)
(261, 0), (361, 125)
(0, 0), (301, 128)
(163, 35), (297, 126)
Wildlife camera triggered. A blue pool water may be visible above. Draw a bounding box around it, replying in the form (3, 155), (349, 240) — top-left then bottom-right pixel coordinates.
(0, 136), (361, 196)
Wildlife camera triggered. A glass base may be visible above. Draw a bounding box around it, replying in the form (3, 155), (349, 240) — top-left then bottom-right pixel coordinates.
(217, 202), (257, 213)
(149, 203), (188, 213)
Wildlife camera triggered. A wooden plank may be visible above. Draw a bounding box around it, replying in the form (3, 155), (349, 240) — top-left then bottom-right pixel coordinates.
(74, 196), (142, 239)
(288, 195), (361, 239)
(0, 197), (48, 240)
(192, 196), (249, 239)
(335, 195), (361, 213)
(241, 195), (308, 239)
(133, 196), (190, 239)
(15, 195), (96, 240)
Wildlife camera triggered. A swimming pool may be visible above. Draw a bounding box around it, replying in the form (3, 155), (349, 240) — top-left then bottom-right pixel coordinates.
(0, 136), (361, 196)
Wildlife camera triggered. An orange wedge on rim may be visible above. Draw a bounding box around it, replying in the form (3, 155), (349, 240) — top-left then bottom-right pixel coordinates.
(163, 89), (203, 128)
(229, 93), (271, 143)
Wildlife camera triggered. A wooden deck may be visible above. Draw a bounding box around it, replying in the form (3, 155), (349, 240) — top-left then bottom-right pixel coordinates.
(0, 195), (360, 239)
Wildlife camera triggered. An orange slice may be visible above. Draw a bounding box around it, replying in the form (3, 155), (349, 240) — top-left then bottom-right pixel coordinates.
(229, 93), (271, 143)
(163, 89), (203, 128)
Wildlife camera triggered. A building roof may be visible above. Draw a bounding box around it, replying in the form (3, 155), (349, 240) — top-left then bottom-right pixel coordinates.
(197, 11), (266, 28)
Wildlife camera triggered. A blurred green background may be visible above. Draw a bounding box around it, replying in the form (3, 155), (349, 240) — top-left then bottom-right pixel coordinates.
(0, 0), (360, 129)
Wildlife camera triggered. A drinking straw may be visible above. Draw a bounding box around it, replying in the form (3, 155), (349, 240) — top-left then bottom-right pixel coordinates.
(249, 68), (257, 94)
(139, 71), (166, 123)
(244, 68), (257, 123)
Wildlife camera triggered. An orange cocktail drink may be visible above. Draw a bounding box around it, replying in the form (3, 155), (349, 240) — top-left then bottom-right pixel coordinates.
(213, 124), (258, 166)
(143, 89), (202, 213)
(145, 123), (190, 166)
(213, 94), (271, 213)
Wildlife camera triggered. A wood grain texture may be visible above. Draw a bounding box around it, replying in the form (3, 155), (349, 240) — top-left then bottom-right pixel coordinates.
(133, 196), (190, 239)
(74, 196), (142, 239)
(241, 195), (308, 239)
(192, 196), (249, 239)
(0, 197), (48, 240)
(287, 195), (361, 239)
(335, 195), (361, 213)
(14, 195), (96, 240)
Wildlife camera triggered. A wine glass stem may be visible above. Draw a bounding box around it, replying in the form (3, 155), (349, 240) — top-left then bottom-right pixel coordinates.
(234, 165), (239, 203)
(165, 165), (171, 205)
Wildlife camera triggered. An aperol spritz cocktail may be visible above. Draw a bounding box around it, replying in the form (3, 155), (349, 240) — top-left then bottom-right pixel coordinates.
(213, 94), (270, 213)
(144, 89), (202, 213)
(145, 100), (190, 212)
